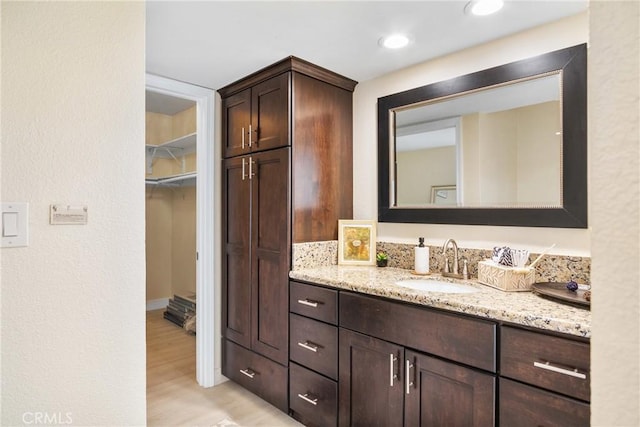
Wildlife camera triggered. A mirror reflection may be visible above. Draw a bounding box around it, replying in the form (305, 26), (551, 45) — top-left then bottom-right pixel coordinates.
(393, 73), (562, 209)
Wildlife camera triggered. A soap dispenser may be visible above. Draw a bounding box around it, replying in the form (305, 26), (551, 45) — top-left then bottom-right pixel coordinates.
(415, 237), (430, 275)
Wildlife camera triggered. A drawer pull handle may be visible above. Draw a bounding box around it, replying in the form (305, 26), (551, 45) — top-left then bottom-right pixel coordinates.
(239, 368), (256, 379)
(297, 393), (318, 406)
(297, 299), (319, 308)
(533, 361), (587, 379)
(297, 341), (319, 352)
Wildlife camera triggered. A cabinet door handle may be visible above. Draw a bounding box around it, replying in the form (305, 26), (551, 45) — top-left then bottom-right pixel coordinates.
(249, 157), (255, 179)
(241, 126), (245, 149)
(297, 393), (318, 406)
(297, 341), (319, 353)
(297, 299), (318, 308)
(239, 368), (255, 379)
(241, 158), (247, 180)
(533, 361), (587, 379)
(389, 354), (398, 386)
(406, 359), (414, 394)
(248, 124), (253, 147)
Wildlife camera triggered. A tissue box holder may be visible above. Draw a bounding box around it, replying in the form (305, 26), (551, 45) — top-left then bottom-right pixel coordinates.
(477, 260), (535, 292)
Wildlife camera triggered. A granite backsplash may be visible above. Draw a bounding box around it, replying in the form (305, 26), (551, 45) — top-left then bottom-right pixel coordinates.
(293, 240), (591, 284)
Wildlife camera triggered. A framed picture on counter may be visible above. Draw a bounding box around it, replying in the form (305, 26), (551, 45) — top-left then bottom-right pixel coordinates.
(338, 219), (377, 265)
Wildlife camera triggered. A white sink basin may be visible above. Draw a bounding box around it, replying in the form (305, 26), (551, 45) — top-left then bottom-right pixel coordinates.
(395, 279), (479, 294)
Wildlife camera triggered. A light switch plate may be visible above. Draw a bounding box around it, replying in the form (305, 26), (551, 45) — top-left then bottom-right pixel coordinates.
(1, 202), (29, 247)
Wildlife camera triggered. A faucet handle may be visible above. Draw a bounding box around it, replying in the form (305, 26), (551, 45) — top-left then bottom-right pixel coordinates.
(444, 258), (450, 273)
(462, 260), (469, 280)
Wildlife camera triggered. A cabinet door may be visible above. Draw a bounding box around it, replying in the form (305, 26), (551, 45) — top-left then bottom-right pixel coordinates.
(405, 350), (495, 427)
(222, 156), (252, 348)
(339, 328), (404, 427)
(222, 89), (251, 158)
(250, 73), (290, 153)
(250, 148), (291, 365)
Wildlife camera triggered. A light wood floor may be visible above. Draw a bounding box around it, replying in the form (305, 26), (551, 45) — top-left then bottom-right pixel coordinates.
(146, 309), (302, 426)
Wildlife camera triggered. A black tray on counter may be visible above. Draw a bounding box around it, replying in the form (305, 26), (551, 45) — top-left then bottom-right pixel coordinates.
(532, 282), (590, 308)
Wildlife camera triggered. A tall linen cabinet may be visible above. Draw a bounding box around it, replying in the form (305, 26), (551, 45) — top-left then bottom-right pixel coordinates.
(219, 57), (356, 411)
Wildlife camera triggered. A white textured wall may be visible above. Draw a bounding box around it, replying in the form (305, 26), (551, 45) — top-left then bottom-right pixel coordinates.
(1, 2), (146, 425)
(590, 1), (640, 425)
(353, 13), (590, 255)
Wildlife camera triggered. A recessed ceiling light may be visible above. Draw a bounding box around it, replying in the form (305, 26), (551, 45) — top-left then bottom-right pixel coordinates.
(465, 0), (504, 16)
(379, 34), (410, 49)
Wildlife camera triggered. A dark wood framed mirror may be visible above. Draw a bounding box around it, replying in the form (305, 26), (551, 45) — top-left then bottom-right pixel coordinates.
(378, 44), (587, 228)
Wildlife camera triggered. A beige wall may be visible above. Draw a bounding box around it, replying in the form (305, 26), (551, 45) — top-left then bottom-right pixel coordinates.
(145, 186), (197, 301)
(397, 146), (456, 205)
(145, 109), (197, 301)
(146, 105), (196, 145)
(171, 187), (197, 297)
(146, 108), (197, 178)
(172, 105), (197, 139)
(0, 2), (146, 425)
(461, 102), (560, 206)
(353, 12), (590, 255)
(590, 1), (639, 425)
(146, 111), (173, 146)
(516, 102), (561, 205)
(477, 110), (519, 204)
(148, 153), (197, 179)
(146, 189), (174, 300)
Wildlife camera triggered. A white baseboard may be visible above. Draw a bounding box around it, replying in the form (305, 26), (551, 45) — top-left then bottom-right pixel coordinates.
(214, 372), (228, 386)
(146, 297), (169, 311)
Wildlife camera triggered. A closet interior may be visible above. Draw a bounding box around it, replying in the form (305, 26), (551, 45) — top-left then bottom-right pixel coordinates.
(145, 90), (197, 328)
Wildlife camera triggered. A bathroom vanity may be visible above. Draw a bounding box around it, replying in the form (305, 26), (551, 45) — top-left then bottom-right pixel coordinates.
(288, 266), (590, 427)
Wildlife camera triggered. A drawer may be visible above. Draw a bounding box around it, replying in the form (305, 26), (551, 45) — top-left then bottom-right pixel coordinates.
(500, 378), (589, 426)
(222, 339), (288, 412)
(501, 326), (590, 401)
(290, 362), (337, 427)
(290, 313), (338, 380)
(290, 281), (338, 324)
(339, 292), (496, 372)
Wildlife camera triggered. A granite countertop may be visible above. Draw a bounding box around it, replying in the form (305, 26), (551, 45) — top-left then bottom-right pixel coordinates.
(289, 266), (591, 338)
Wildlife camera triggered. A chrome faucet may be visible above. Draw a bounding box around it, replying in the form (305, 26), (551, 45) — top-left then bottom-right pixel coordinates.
(442, 238), (462, 279)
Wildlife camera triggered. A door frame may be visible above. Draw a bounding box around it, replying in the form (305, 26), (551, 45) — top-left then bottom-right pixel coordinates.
(146, 74), (218, 387)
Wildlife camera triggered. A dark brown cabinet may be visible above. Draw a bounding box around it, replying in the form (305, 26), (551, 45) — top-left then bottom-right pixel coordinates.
(222, 73), (289, 158)
(222, 148), (290, 364)
(290, 362), (338, 427)
(499, 325), (590, 426)
(338, 292), (496, 427)
(220, 58), (356, 412)
(285, 281), (591, 427)
(405, 350), (495, 426)
(223, 339), (288, 412)
(338, 328), (495, 427)
(290, 313), (338, 380)
(289, 281), (340, 427)
(338, 329), (404, 427)
(500, 378), (589, 427)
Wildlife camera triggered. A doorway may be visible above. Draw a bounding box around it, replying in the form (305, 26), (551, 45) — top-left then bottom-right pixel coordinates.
(145, 74), (217, 387)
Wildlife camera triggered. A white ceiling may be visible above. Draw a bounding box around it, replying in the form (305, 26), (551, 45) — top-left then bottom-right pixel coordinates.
(145, 0), (587, 111)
